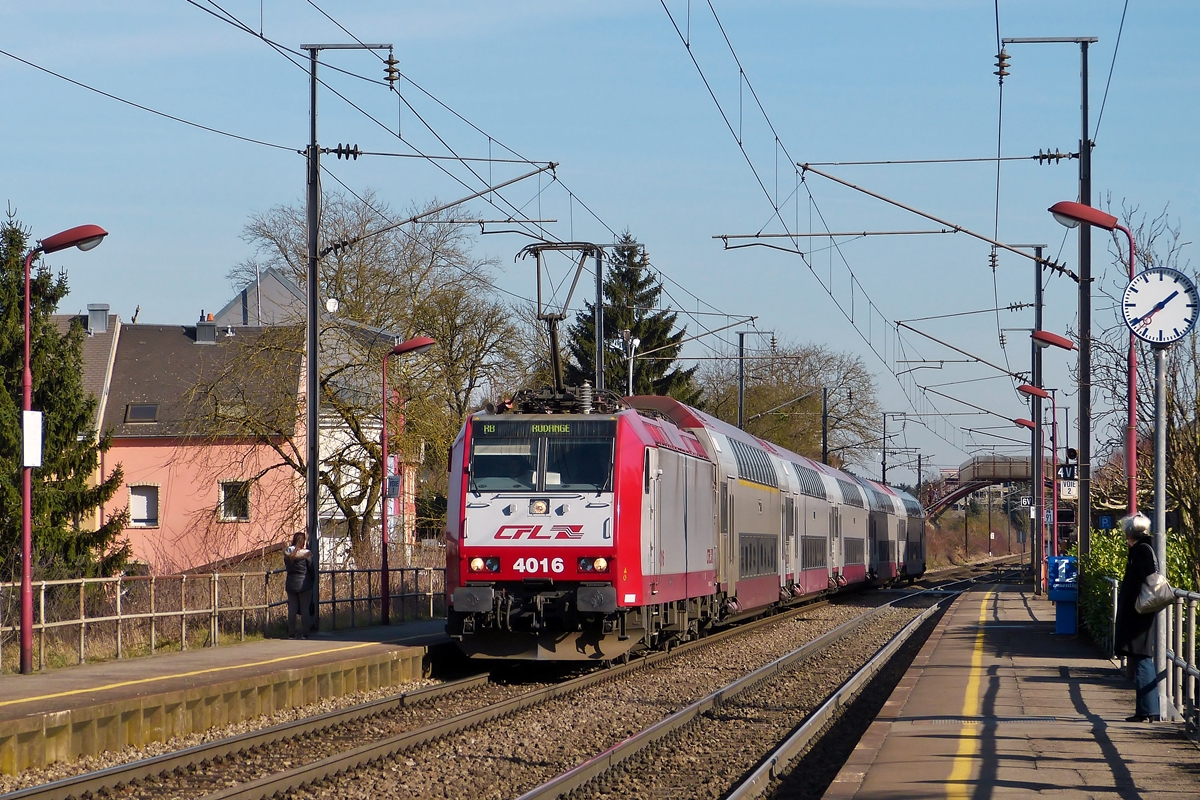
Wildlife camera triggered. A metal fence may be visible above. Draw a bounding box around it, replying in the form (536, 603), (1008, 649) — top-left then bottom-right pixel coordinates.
(1100, 576), (1119, 659)
(1165, 588), (1200, 731)
(0, 567), (445, 674)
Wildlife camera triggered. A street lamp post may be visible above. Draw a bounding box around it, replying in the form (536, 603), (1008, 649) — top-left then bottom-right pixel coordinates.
(621, 330), (640, 396)
(21, 224), (108, 674)
(1019, 383), (1062, 590)
(1050, 201), (1138, 517)
(1017, 329), (1075, 593)
(380, 336), (435, 625)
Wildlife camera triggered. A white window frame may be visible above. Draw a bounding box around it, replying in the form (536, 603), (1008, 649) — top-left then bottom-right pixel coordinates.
(129, 484), (160, 528)
(218, 480), (252, 522)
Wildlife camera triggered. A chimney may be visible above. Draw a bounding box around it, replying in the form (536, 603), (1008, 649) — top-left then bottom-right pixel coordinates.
(86, 304), (110, 335)
(196, 310), (217, 345)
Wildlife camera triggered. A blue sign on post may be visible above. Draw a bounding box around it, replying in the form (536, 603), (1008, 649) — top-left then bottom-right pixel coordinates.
(1099, 515), (1113, 530)
(1047, 555), (1078, 635)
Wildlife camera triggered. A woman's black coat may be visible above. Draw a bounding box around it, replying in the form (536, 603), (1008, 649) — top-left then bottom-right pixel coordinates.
(1114, 534), (1157, 658)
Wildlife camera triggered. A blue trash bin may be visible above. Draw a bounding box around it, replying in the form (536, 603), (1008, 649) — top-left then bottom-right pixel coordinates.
(1047, 555), (1078, 634)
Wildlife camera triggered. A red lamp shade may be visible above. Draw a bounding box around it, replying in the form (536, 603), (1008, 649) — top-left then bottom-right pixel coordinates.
(1013, 418), (1036, 430)
(392, 335), (436, 356)
(1016, 383), (1051, 400)
(1031, 330), (1076, 351)
(39, 224), (108, 254)
(1048, 201), (1118, 232)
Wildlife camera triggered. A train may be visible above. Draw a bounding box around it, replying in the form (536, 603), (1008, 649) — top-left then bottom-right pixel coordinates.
(444, 387), (925, 661)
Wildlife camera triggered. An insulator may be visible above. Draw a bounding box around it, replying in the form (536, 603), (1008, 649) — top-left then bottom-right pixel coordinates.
(988, 249), (999, 271)
(578, 381), (593, 414)
(384, 53), (400, 88)
(993, 49), (1010, 80)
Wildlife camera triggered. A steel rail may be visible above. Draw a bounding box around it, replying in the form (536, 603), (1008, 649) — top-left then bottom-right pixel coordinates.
(198, 598), (841, 800)
(726, 603), (942, 798)
(1, 558), (1014, 800)
(1, 596), (832, 800)
(0, 674), (492, 800)
(516, 569), (1017, 800)
(728, 568), (1022, 799)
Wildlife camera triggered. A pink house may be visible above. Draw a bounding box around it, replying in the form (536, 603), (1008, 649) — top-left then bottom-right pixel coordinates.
(95, 318), (304, 573)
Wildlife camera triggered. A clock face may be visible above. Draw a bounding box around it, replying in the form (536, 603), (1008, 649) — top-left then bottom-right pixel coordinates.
(1123, 268), (1200, 345)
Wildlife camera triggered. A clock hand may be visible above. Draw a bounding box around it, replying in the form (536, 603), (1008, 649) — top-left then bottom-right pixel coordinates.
(1131, 290), (1181, 327)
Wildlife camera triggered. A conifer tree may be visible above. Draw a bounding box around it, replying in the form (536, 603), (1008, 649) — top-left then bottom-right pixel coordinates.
(566, 232), (699, 401)
(0, 216), (129, 580)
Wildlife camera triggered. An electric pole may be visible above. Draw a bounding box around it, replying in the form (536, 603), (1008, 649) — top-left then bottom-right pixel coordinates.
(302, 42), (392, 632)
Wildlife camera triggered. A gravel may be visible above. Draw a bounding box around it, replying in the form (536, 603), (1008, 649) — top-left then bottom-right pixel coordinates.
(287, 600), (884, 800)
(572, 603), (930, 799)
(761, 607), (943, 800)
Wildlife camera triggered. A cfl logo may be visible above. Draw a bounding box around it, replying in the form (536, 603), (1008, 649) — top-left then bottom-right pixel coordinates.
(494, 524), (584, 540)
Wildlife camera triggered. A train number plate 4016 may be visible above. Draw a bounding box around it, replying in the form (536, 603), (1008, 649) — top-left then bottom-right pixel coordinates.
(512, 556), (565, 575)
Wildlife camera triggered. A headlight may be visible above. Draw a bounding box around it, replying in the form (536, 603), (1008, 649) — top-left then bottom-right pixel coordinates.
(530, 499), (550, 515)
(593, 557), (608, 572)
(578, 557), (610, 573)
(469, 557), (485, 572)
(485, 557), (501, 572)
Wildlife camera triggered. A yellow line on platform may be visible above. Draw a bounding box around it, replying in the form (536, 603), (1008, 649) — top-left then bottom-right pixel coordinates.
(947, 590), (993, 800)
(0, 641), (378, 709)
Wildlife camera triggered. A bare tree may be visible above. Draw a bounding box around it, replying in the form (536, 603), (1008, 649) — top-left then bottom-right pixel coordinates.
(695, 341), (880, 467)
(1088, 199), (1200, 585)
(180, 191), (525, 555)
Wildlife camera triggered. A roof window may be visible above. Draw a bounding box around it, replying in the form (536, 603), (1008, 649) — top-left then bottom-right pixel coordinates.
(125, 403), (159, 423)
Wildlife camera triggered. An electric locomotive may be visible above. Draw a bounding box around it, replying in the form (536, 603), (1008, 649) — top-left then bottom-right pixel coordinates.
(445, 386), (925, 661)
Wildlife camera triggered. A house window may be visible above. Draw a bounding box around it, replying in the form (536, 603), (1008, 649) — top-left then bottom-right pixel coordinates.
(129, 485), (159, 528)
(219, 481), (251, 522)
(125, 403), (159, 423)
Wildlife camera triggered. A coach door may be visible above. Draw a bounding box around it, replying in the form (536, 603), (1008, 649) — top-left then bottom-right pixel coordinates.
(654, 448), (689, 599)
(643, 447), (658, 588)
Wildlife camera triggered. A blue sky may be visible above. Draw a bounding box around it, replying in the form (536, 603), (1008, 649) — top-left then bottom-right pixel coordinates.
(2, 1), (1196, 483)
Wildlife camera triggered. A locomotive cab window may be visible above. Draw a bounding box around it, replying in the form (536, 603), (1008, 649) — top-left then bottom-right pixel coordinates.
(470, 419), (615, 493)
(545, 436), (613, 491)
(469, 442), (537, 491)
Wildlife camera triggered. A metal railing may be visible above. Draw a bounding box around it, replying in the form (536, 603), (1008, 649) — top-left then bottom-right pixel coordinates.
(1165, 588), (1200, 731)
(0, 567), (445, 674)
(1101, 576), (1119, 659)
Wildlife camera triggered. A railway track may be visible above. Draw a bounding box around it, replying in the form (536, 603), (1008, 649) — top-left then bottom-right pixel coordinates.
(525, 567), (1020, 800)
(2, 597), (859, 799)
(1, 559), (1019, 800)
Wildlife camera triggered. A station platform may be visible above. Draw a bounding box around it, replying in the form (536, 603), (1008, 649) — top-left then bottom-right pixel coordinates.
(0, 619), (447, 774)
(827, 584), (1200, 799)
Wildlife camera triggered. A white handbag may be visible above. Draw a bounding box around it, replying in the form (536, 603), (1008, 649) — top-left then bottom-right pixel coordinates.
(1136, 572), (1175, 614)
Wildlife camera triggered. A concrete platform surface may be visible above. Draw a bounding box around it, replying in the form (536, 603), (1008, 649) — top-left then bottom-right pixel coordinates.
(0, 620), (447, 772)
(827, 585), (1200, 799)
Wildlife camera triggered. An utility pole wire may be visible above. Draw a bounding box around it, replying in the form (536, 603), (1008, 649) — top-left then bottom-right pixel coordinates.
(895, 321), (1027, 381)
(798, 164), (1079, 281)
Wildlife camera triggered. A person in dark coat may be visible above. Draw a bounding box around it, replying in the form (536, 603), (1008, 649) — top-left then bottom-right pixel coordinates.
(284, 531), (315, 639)
(1114, 514), (1159, 721)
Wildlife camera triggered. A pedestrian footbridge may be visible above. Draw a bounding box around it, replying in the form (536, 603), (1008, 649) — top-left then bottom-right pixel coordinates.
(920, 454), (1042, 520)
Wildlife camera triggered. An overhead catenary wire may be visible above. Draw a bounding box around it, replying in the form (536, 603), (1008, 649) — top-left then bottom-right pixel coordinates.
(194, 0), (739, 354)
(659, 0), (1022, 457)
(1093, 0), (1130, 142)
(0, 46), (293, 152)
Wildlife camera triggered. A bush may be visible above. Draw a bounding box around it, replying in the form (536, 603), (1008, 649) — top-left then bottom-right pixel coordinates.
(1074, 528), (1195, 648)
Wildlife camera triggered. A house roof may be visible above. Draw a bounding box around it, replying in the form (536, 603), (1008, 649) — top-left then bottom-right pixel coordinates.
(52, 312), (121, 432)
(103, 324), (303, 439)
(213, 266), (305, 327)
